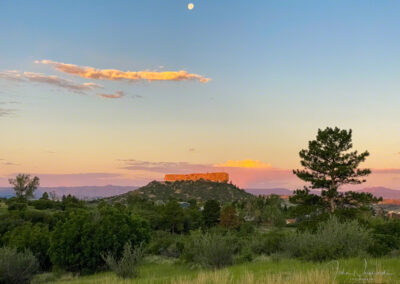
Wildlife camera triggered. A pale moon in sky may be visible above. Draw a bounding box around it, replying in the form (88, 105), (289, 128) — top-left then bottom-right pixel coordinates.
(188, 3), (194, 10)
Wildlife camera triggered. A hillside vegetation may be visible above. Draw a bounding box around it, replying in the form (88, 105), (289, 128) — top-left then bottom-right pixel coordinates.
(107, 180), (253, 203)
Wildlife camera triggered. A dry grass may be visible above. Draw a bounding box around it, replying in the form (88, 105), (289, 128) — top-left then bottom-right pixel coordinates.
(172, 269), (334, 284)
(34, 257), (400, 284)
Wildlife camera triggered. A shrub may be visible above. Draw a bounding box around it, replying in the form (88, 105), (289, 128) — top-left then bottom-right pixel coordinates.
(32, 199), (54, 210)
(7, 202), (27, 211)
(235, 245), (254, 263)
(3, 222), (51, 270)
(0, 213), (24, 246)
(146, 231), (184, 258)
(285, 216), (372, 261)
(0, 247), (39, 284)
(368, 219), (400, 257)
(182, 231), (235, 268)
(238, 222), (255, 237)
(103, 242), (144, 279)
(250, 230), (288, 255)
(49, 206), (150, 273)
(22, 210), (54, 225)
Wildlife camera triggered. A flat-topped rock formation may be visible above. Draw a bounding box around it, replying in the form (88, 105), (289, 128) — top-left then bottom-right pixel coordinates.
(164, 172), (229, 183)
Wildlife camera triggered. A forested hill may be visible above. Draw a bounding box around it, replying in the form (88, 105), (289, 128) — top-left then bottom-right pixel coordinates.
(107, 180), (253, 203)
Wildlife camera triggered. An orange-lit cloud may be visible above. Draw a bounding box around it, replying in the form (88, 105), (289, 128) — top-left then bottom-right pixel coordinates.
(214, 159), (271, 169)
(0, 70), (102, 94)
(36, 60), (210, 83)
(98, 90), (124, 99)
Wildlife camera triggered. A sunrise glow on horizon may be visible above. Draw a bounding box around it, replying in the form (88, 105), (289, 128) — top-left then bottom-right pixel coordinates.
(1, 1), (400, 190)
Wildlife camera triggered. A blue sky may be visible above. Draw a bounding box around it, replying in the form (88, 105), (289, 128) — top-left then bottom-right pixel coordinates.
(0, 0), (399, 188)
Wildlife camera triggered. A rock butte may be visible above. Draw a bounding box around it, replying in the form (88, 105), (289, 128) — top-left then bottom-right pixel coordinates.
(164, 172), (229, 183)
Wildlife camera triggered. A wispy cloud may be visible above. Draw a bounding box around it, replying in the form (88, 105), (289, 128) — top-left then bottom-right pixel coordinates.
(0, 70), (23, 81)
(98, 90), (124, 99)
(0, 101), (20, 105)
(2, 162), (19, 166)
(121, 159), (212, 173)
(0, 108), (16, 117)
(373, 168), (400, 174)
(36, 59), (210, 83)
(0, 158), (19, 166)
(0, 70), (103, 94)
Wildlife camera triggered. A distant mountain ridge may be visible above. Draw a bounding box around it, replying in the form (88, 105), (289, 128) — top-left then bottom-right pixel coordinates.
(356, 187), (400, 199)
(246, 188), (293, 196)
(246, 188), (322, 196)
(0, 185), (138, 200)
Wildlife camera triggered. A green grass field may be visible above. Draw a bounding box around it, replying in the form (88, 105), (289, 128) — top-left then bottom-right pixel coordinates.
(33, 257), (400, 284)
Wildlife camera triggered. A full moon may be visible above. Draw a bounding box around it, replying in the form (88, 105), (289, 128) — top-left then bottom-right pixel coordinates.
(188, 3), (194, 10)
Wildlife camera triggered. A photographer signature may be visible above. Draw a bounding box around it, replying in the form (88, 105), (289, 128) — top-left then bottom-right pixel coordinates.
(328, 259), (393, 283)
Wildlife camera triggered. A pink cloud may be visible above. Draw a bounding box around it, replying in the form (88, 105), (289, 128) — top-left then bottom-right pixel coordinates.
(372, 168), (400, 174)
(0, 70), (102, 94)
(98, 90), (124, 99)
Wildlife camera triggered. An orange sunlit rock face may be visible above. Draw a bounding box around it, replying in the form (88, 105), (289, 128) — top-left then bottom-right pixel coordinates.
(379, 199), (400, 205)
(164, 172), (229, 183)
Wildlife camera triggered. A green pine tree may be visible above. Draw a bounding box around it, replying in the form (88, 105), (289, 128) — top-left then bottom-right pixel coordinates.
(292, 127), (380, 213)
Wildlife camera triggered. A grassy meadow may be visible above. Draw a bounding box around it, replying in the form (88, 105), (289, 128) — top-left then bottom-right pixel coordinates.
(33, 257), (400, 284)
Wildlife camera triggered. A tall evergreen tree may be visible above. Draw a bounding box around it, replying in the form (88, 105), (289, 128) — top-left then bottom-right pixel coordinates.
(292, 127), (380, 213)
(203, 200), (221, 228)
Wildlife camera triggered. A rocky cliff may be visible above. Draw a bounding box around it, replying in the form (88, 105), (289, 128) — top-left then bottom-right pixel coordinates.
(164, 172), (229, 183)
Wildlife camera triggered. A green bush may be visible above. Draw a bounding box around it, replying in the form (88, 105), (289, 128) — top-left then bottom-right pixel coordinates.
(235, 245), (254, 263)
(182, 231), (235, 268)
(32, 199), (54, 210)
(0, 213), (23, 246)
(7, 202), (27, 211)
(250, 229), (288, 255)
(21, 209), (54, 225)
(285, 217), (372, 261)
(368, 219), (400, 257)
(3, 222), (51, 270)
(103, 242), (143, 279)
(146, 231), (184, 258)
(0, 247), (39, 284)
(49, 206), (150, 273)
(238, 222), (255, 237)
